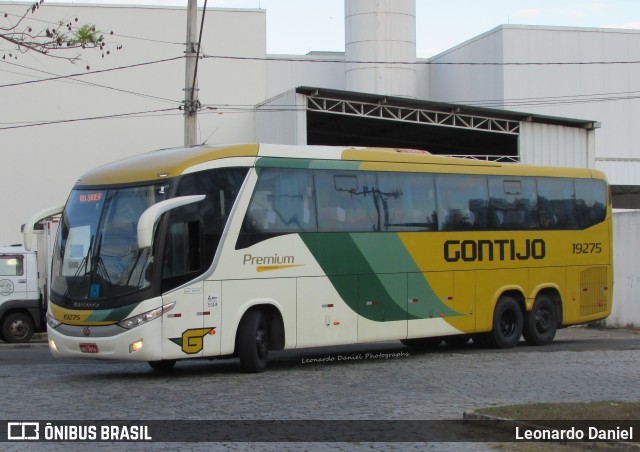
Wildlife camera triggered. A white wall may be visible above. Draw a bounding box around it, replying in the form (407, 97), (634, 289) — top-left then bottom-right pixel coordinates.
(519, 122), (590, 168)
(607, 211), (640, 328)
(266, 52), (345, 98)
(256, 89), (307, 145)
(0, 3), (266, 244)
(427, 26), (504, 107)
(428, 24), (640, 184)
(500, 26), (640, 163)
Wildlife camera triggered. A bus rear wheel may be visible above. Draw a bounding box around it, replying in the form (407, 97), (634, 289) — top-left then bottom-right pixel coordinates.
(489, 296), (523, 348)
(523, 294), (558, 346)
(237, 310), (269, 373)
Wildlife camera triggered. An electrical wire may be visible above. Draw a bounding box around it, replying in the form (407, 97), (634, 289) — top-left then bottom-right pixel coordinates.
(0, 55), (184, 88)
(0, 107), (180, 130)
(200, 53), (640, 66)
(1, 59), (182, 104)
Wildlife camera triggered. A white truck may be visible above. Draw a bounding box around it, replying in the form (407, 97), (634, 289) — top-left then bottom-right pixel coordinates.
(0, 207), (62, 343)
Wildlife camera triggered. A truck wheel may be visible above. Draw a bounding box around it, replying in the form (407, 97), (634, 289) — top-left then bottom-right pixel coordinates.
(237, 310), (269, 373)
(2, 312), (35, 343)
(489, 296), (523, 349)
(523, 295), (558, 346)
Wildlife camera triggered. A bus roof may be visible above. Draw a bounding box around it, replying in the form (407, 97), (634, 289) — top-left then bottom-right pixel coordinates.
(74, 143), (606, 186)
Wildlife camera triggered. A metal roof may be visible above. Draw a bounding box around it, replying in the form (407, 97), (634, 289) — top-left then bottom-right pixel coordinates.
(296, 86), (599, 130)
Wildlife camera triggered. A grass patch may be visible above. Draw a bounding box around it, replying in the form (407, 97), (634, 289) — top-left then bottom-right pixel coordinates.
(476, 402), (639, 451)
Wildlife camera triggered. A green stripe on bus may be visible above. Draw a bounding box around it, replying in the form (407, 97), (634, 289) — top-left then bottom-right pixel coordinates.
(256, 157), (361, 171)
(85, 304), (138, 322)
(299, 232), (460, 321)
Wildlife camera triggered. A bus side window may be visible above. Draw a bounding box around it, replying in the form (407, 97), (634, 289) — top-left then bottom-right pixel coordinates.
(243, 168), (316, 233)
(316, 170), (378, 232)
(489, 177), (537, 229)
(436, 174), (488, 231)
(377, 172), (437, 231)
(575, 179), (607, 228)
(537, 177), (577, 230)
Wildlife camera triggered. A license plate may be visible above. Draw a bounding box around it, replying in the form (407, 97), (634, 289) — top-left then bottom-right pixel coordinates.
(79, 343), (99, 353)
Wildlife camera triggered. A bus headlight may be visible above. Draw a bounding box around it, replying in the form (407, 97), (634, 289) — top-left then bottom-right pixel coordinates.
(117, 301), (175, 330)
(46, 312), (61, 329)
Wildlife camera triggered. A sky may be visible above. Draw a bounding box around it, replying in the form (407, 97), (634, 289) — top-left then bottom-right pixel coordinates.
(60, 0), (640, 57)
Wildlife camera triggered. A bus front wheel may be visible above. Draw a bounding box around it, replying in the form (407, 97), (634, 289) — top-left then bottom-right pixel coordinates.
(237, 310), (269, 373)
(490, 296), (523, 348)
(523, 294), (558, 346)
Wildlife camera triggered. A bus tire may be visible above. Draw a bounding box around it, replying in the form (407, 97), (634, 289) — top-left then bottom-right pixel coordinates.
(237, 310), (269, 373)
(148, 360), (177, 371)
(523, 294), (558, 346)
(490, 296), (523, 349)
(2, 312), (35, 343)
(401, 337), (443, 348)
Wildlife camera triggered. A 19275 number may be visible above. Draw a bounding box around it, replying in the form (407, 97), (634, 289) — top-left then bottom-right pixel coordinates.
(572, 242), (602, 254)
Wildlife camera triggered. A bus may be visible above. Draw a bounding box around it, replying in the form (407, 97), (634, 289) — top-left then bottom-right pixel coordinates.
(45, 144), (612, 372)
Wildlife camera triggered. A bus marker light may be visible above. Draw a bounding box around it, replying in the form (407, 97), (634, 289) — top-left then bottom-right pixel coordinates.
(334, 322), (340, 326)
(366, 301), (378, 306)
(322, 304), (334, 308)
(409, 298), (418, 303)
(129, 339), (143, 354)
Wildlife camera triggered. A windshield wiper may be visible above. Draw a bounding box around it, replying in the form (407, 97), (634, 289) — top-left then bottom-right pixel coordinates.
(63, 234), (94, 299)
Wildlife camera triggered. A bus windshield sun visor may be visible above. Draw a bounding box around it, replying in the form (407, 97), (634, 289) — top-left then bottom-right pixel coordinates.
(137, 195), (206, 249)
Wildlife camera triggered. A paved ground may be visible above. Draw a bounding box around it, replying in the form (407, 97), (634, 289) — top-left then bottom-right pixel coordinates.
(1, 326), (638, 451)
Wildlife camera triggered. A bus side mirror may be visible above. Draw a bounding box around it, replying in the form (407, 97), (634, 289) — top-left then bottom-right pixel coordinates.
(137, 195), (206, 249)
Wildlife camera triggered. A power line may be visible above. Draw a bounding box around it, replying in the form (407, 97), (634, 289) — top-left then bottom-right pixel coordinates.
(1, 60), (182, 104)
(0, 107), (179, 130)
(0, 55), (184, 88)
(201, 53), (640, 66)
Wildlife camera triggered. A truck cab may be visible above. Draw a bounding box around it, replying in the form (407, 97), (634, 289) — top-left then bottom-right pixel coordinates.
(0, 246), (41, 342)
(0, 214), (59, 343)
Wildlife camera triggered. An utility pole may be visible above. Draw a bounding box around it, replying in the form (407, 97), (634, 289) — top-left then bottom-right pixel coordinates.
(184, 0), (198, 146)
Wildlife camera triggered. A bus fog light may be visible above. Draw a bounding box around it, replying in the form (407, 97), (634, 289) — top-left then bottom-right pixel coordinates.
(129, 339), (143, 353)
(49, 339), (58, 352)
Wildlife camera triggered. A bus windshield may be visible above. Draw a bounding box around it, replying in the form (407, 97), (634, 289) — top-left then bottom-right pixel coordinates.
(51, 184), (170, 301)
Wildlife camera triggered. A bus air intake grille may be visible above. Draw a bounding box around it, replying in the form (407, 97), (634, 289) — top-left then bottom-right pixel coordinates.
(579, 266), (608, 316)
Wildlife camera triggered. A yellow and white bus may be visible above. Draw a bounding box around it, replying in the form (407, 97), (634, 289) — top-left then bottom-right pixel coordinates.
(46, 144), (612, 372)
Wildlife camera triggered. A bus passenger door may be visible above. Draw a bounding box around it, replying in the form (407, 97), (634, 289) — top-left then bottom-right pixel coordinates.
(161, 282), (205, 360)
(358, 273), (407, 342)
